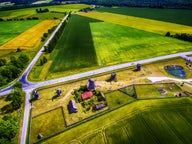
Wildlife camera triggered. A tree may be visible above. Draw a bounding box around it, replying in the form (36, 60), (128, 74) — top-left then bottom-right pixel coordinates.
(43, 56), (47, 63)
(0, 119), (18, 141)
(165, 31), (171, 37)
(13, 82), (23, 89)
(18, 53), (29, 63)
(0, 58), (6, 67)
(6, 88), (25, 110)
(0, 75), (7, 87)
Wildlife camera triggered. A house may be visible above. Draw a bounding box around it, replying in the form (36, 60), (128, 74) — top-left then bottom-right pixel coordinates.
(68, 100), (78, 113)
(95, 104), (104, 110)
(81, 91), (93, 100)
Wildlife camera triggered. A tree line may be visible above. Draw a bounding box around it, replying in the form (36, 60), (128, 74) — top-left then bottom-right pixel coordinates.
(165, 32), (192, 42)
(0, 54), (29, 87)
(44, 17), (68, 53)
(0, 17), (39, 22)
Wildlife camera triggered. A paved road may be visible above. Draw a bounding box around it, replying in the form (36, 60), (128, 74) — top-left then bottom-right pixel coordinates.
(147, 76), (192, 83)
(25, 51), (192, 91)
(20, 89), (32, 144)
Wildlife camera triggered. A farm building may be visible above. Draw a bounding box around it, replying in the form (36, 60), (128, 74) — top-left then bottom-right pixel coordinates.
(81, 91), (93, 100)
(87, 79), (96, 91)
(95, 104), (105, 110)
(68, 100), (78, 113)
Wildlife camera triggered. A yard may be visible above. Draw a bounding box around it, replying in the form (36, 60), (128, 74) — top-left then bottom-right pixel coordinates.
(135, 83), (184, 99)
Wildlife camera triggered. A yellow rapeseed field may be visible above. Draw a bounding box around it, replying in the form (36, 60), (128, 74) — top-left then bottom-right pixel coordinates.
(0, 20), (60, 50)
(78, 11), (192, 35)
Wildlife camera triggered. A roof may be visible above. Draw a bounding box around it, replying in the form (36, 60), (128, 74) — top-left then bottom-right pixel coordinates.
(81, 91), (93, 100)
(95, 104), (104, 110)
(68, 100), (78, 113)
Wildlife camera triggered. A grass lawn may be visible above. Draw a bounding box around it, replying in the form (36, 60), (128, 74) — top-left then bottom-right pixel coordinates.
(0, 20), (59, 50)
(0, 20), (41, 45)
(105, 90), (135, 109)
(119, 85), (135, 97)
(97, 7), (192, 26)
(30, 107), (66, 143)
(41, 98), (192, 144)
(78, 11), (192, 35)
(144, 57), (192, 79)
(135, 83), (184, 99)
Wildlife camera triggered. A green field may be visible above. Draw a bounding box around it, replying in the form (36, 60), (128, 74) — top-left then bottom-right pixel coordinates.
(97, 7), (192, 26)
(0, 20), (41, 45)
(48, 15), (100, 73)
(105, 90), (135, 109)
(90, 21), (192, 66)
(135, 83), (184, 99)
(41, 98), (192, 144)
(30, 107), (66, 143)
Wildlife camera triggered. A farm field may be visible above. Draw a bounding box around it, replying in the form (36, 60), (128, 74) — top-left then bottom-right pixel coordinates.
(30, 13), (192, 81)
(78, 11), (192, 35)
(0, 20), (41, 45)
(40, 98), (192, 144)
(97, 7), (192, 26)
(0, 4), (91, 19)
(0, 20), (59, 50)
(89, 22), (192, 66)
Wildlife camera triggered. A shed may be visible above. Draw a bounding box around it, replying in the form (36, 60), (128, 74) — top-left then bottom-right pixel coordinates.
(81, 91), (93, 100)
(95, 104), (104, 110)
(68, 100), (78, 113)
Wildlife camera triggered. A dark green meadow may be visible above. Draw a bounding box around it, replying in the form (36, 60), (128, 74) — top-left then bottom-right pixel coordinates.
(49, 15), (101, 73)
(97, 7), (192, 26)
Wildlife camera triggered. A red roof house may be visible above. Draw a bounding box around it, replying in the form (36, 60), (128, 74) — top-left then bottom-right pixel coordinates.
(81, 91), (93, 100)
